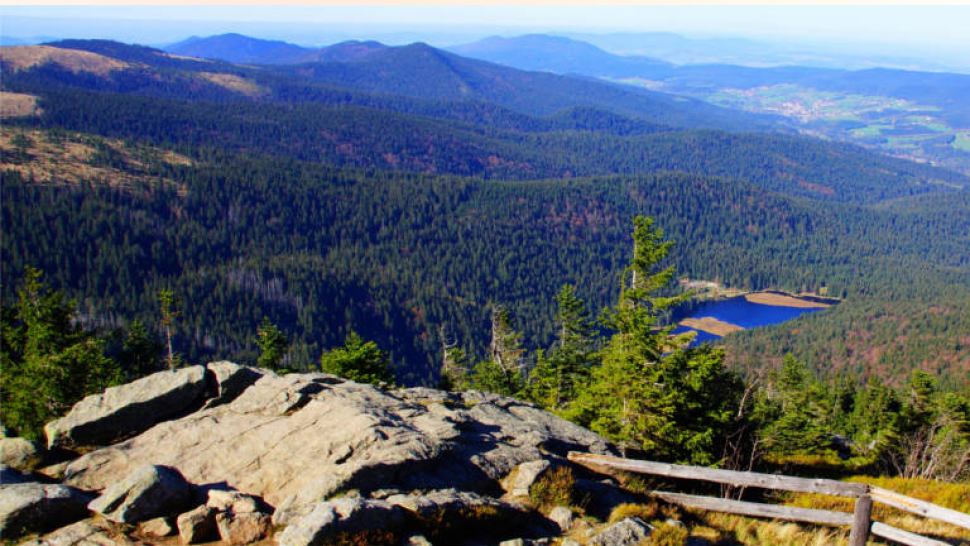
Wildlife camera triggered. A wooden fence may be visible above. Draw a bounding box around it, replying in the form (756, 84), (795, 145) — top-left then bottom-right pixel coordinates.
(567, 452), (970, 546)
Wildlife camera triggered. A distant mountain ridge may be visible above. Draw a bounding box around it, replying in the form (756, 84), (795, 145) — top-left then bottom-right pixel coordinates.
(165, 33), (387, 65)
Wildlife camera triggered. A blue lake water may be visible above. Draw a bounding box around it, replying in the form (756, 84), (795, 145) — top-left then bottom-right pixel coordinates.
(671, 296), (827, 344)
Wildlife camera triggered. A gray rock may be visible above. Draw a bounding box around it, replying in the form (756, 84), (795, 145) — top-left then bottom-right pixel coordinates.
(561, 540), (582, 546)
(499, 540), (527, 546)
(19, 518), (143, 546)
(138, 516), (175, 538)
(206, 489), (271, 544)
(590, 517), (654, 546)
(386, 488), (511, 520)
(508, 459), (552, 497)
(276, 497), (407, 546)
(87, 464), (193, 523)
(203, 361), (267, 409)
(59, 376), (614, 525)
(548, 506), (574, 532)
(215, 510), (271, 544)
(46, 366), (209, 449)
(0, 483), (92, 538)
(177, 505), (218, 544)
(1, 437), (50, 471)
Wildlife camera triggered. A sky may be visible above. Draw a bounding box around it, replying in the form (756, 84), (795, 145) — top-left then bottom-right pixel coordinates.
(2, 5), (970, 70)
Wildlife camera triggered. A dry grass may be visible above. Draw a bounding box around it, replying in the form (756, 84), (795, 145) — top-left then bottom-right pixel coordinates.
(680, 316), (745, 336)
(529, 466), (582, 512)
(0, 45), (130, 75)
(0, 127), (192, 192)
(784, 476), (970, 544)
(744, 292), (831, 308)
(198, 72), (269, 98)
(1, 92), (42, 118)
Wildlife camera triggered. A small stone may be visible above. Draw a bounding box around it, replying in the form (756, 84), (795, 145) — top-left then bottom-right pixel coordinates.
(548, 505), (574, 532)
(207, 489), (261, 514)
(508, 459), (552, 497)
(178, 504), (219, 544)
(0, 437), (50, 471)
(499, 539), (526, 546)
(405, 535), (433, 546)
(140, 516), (175, 537)
(216, 510), (271, 544)
(590, 517), (654, 546)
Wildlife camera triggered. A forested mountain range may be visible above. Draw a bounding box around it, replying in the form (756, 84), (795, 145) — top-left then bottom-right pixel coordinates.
(1, 39), (969, 389)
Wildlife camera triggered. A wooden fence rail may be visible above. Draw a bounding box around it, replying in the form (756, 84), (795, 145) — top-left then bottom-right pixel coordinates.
(568, 452), (970, 546)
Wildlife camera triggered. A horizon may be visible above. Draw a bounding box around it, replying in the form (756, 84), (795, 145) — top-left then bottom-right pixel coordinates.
(3, 6), (970, 73)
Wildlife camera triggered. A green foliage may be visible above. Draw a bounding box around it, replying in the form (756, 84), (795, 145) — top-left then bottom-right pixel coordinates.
(754, 355), (831, 455)
(116, 319), (162, 379)
(568, 217), (742, 464)
(320, 331), (395, 387)
(255, 316), (290, 371)
(467, 307), (526, 396)
(0, 268), (122, 440)
(525, 285), (597, 411)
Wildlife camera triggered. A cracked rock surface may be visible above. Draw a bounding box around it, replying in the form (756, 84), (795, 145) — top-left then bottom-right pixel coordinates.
(58, 368), (614, 525)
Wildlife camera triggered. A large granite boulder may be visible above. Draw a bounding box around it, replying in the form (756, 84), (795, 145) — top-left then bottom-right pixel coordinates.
(87, 464), (194, 524)
(203, 361), (266, 409)
(60, 374), (614, 525)
(590, 517), (654, 546)
(0, 483), (92, 538)
(45, 366), (210, 449)
(18, 518), (145, 546)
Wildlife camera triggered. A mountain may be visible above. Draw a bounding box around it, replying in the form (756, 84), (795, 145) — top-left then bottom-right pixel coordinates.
(448, 34), (674, 78)
(3, 38), (970, 388)
(285, 41), (777, 131)
(450, 34), (970, 174)
(165, 33), (315, 64)
(164, 34), (388, 65)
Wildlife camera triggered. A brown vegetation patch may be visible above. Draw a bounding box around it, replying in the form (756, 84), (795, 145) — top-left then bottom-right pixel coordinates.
(797, 179), (837, 196)
(0, 128), (192, 192)
(744, 292), (831, 308)
(680, 317), (745, 336)
(198, 72), (269, 98)
(0, 45), (130, 76)
(1, 92), (42, 118)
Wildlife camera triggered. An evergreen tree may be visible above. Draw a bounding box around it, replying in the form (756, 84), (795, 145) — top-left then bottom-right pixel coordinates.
(157, 288), (181, 369)
(569, 217), (740, 464)
(320, 331), (395, 387)
(255, 317), (290, 372)
(525, 285), (597, 411)
(118, 320), (162, 379)
(468, 306), (526, 396)
(0, 268), (122, 440)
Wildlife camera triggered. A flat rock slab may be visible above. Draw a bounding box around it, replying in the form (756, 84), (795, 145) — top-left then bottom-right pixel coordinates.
(19, 518), (146, 546)
(0, 483), (92, 538)
(276, 498), (407, 546)
(61, 375), (614, 525)
(45, 366), (209, 449)
(0, 437), (50, 471)
(87, 464), (193, 524)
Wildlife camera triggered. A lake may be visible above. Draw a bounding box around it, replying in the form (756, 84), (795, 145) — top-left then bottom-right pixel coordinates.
(671, 294), (830, 344)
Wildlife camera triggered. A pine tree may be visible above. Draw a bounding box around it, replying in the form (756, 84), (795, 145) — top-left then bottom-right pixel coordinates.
(157, 288), (181, 369)
(320, 331), (395, 387)
(255, 317), (290, 372)
(525, 285), (597, 411)
(569, 216), (741, 464)
(468, 306), (526, 396)
(0, 268), (122, 440)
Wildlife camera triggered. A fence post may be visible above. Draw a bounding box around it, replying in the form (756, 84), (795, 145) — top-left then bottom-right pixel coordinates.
(849, 492), (873, 546)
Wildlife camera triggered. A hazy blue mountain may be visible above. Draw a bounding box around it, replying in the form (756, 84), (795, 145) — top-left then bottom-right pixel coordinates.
(287, 42), (779, 131)
(166, 33), (316, 64)
(448, 34), (673, 78)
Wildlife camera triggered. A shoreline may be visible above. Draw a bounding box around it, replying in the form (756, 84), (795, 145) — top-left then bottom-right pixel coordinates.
(680, 316), (745, 336)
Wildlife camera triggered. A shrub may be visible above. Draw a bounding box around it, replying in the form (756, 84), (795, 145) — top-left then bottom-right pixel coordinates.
(529, 466), (578, 510)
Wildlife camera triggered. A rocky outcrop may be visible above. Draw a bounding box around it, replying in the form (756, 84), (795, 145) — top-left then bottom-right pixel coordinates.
(0, 483), (92, 538)
(62, 372), (614, 525)
(18, 364), (626, 545)
(19, 518), (145, 546)
(87, 464), (194, 524)
(45, 366), (209, 449)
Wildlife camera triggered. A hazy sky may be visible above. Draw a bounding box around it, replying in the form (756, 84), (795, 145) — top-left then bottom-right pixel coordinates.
(4, 5), (970, 50)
